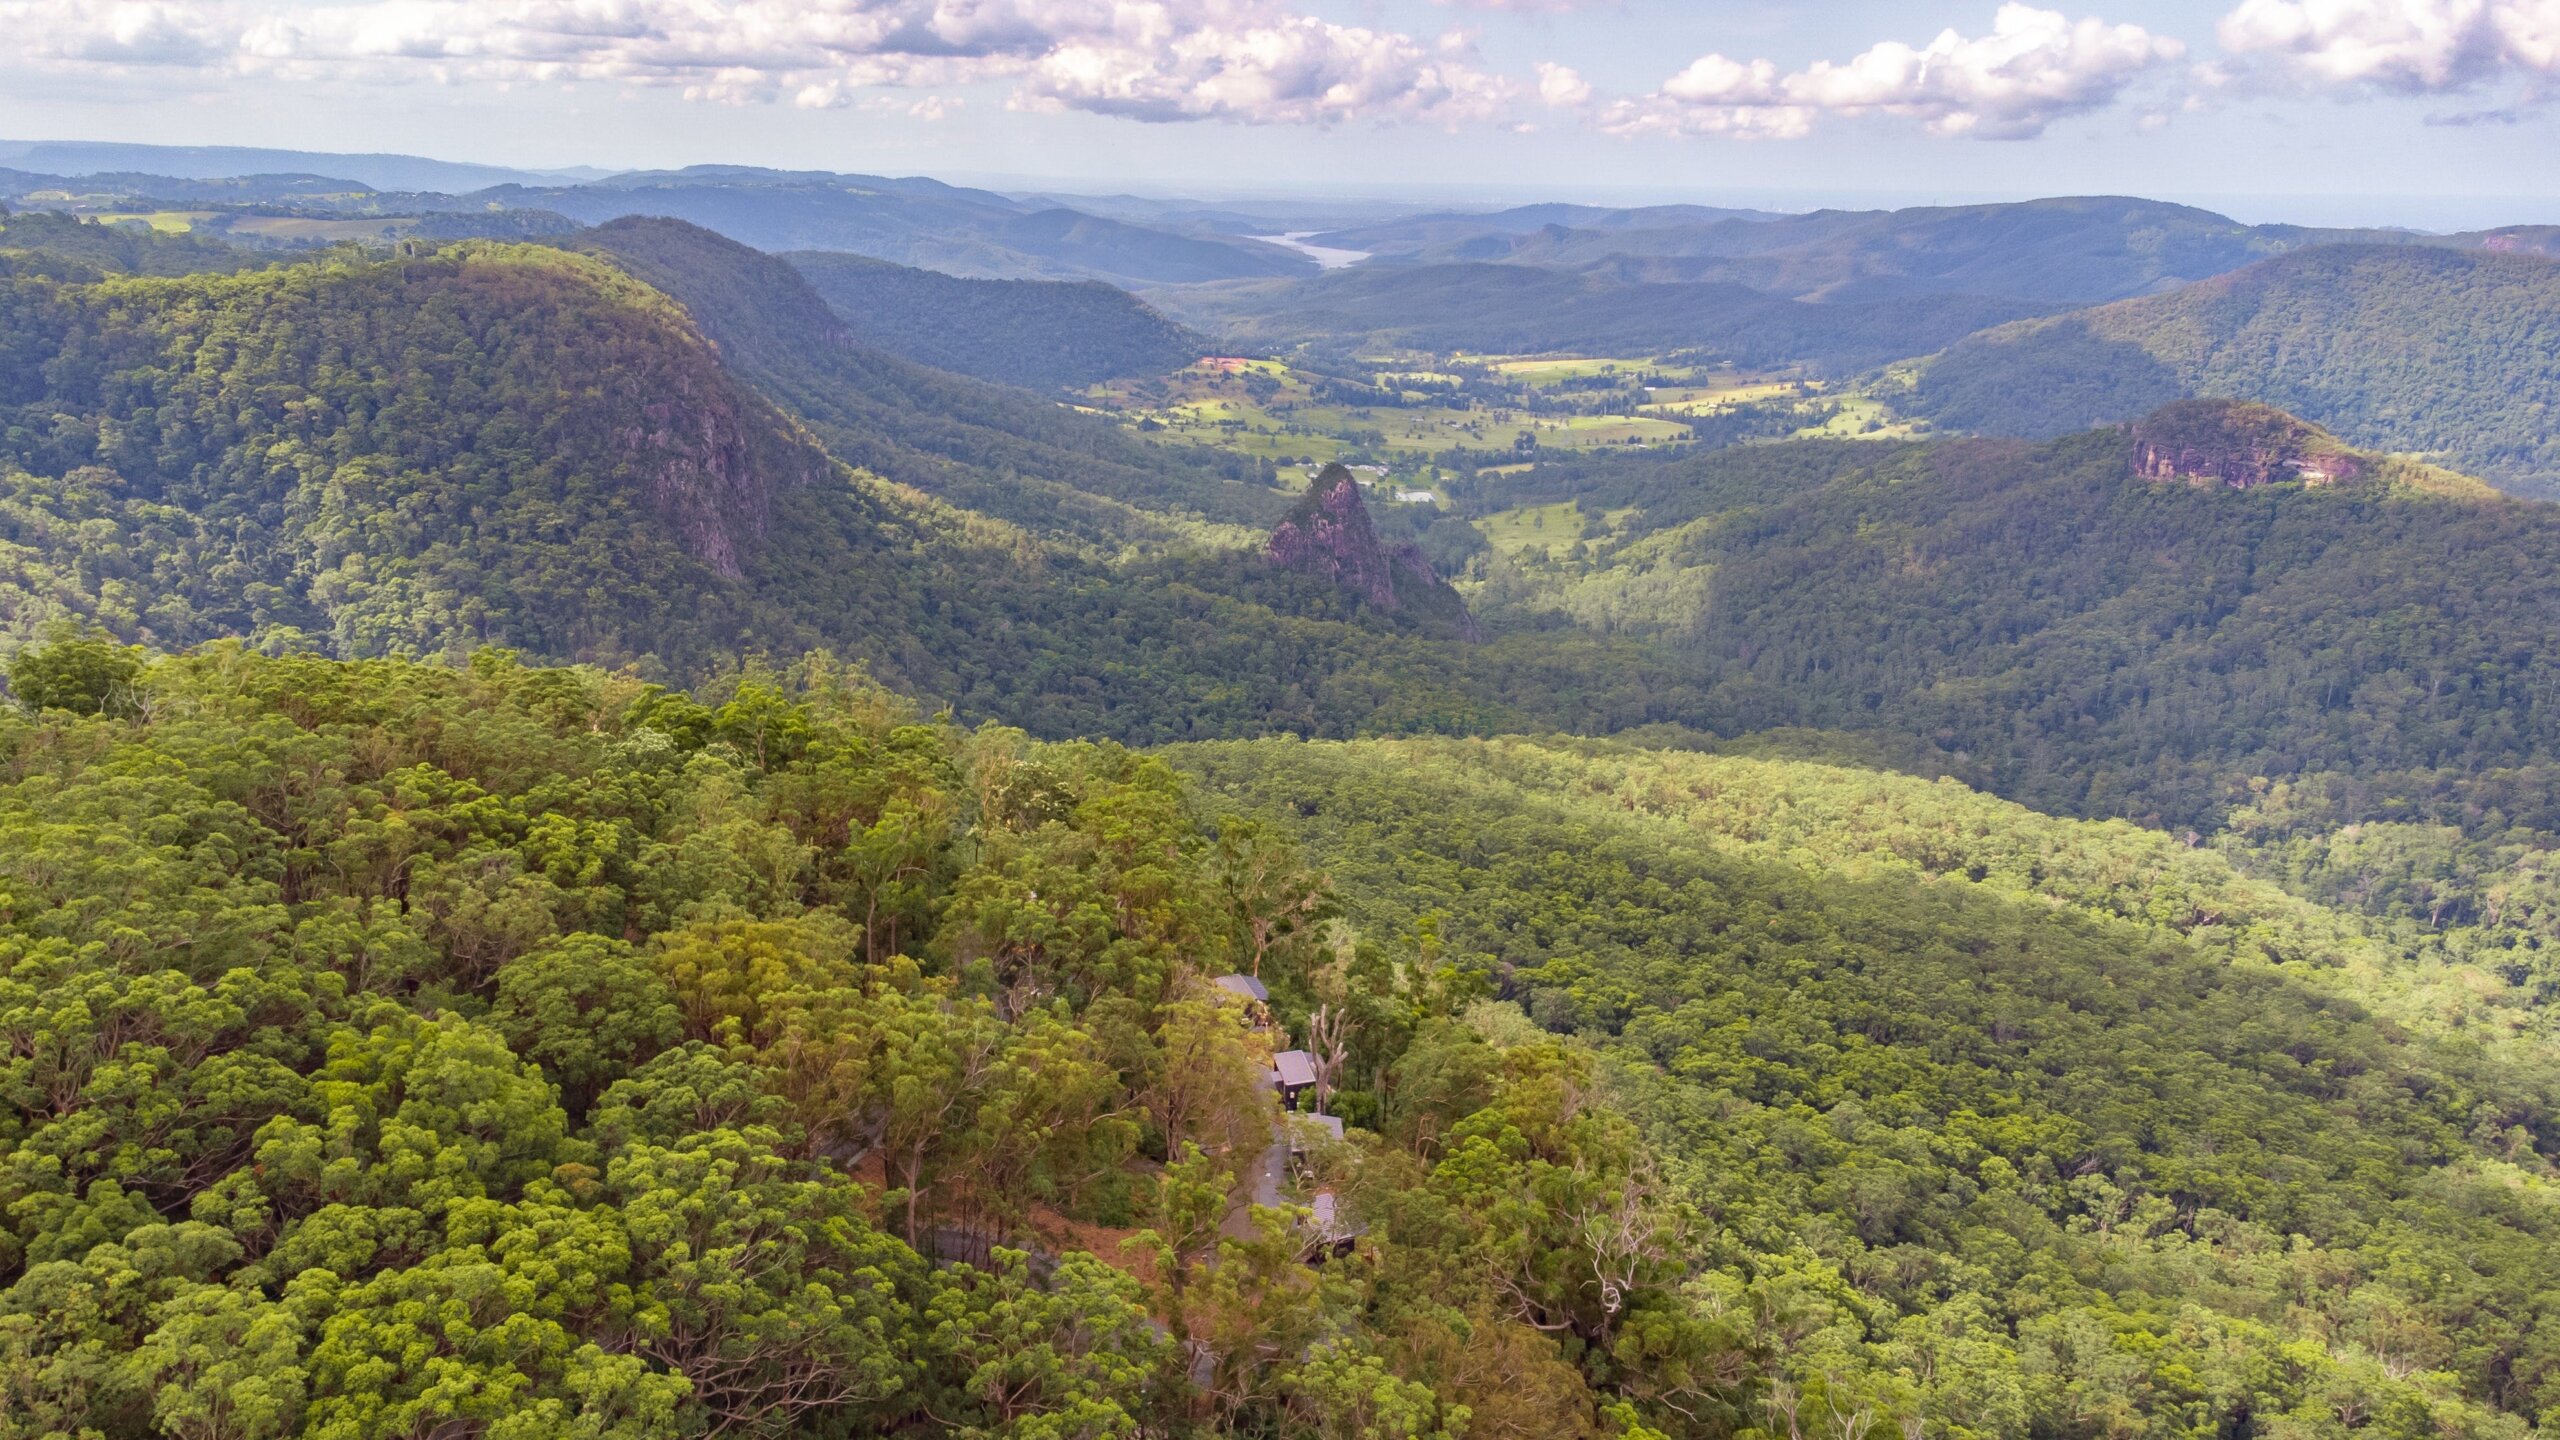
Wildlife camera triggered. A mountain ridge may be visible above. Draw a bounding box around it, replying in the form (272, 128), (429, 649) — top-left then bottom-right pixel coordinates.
(1909, 243), (2560, 496)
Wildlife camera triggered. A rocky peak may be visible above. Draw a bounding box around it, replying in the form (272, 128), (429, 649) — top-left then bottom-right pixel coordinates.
(1268, 465), (1402, 607)
(2129, 399), (2366, 491)
(1267, 464), (1480, 639)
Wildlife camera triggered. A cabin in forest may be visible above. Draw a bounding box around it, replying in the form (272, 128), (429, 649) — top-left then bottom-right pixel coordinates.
(1271, 1049), (1317, 1106)
(1212, 973), (1275, 1031)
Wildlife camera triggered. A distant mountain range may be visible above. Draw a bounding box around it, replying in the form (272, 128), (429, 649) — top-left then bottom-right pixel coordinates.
(6, 143), (2557, 496)
(0, 139), (604, 192)
(1308, 195), (2531, 306)
(0, 150), (1313, 287)
(476, 168), (1312, 285)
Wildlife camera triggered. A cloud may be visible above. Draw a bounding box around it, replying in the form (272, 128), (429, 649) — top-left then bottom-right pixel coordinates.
(1535, 61), (1592, 108)
(1607, 4), (2185, 140)
(1014, 12), (1516, 124)
(2217, 0), (2560, 93)
(0, 0), (1517, 127)
(2, 1), (233, 66)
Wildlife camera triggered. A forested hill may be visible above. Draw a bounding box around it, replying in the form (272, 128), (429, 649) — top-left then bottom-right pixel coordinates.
(1465, 415), (2560, 835)
(785, 249), (1205, 391)
(0, 240), (929, 664)
(569, 217), (1278, 545)
(1908, 244), (2560, 496)
(0, 203), (265, 278)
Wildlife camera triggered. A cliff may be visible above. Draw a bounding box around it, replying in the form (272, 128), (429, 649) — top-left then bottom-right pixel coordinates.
(2129, 399), (2367, 490)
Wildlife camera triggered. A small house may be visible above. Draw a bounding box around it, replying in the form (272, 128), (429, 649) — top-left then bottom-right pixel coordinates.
(1212, 974), (1269, 1005)
(1271, 1050), (1318, 1107)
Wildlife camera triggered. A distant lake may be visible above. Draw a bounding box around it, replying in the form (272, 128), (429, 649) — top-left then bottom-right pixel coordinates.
(1253, 233), (1369, 270)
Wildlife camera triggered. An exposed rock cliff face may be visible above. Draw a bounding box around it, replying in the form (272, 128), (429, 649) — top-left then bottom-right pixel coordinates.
(622, 362), (824, 581)
(1269, 465), (1402, 607)
(1268, 465), (1480, 639)
(2129, 399), (2367, 490)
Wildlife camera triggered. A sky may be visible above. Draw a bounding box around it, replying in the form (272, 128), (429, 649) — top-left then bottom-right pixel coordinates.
(3, 0), (2557, 227)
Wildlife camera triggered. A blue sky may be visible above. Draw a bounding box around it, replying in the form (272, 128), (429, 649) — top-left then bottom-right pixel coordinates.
(3, 0), (2554, 227)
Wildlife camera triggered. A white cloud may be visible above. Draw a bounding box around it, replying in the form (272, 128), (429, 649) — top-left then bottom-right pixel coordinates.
(1609, 4), (2184, 140)
(1535, 61), (1592, 108)
(2, 1), (234, 66)
(1015, 12), (1516, 124)
(2217, 0), (2560, 92)
(0, 0), (1518, 127)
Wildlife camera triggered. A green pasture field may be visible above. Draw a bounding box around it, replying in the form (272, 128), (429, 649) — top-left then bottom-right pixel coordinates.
(1639, 376), (1806, 415)
(85, 211), (215, 233)
(1456, 354), (1717, 388)
(1791, 391), (1930, 440)
(1093, 356), (1696, 461)
(1475, 502), (1646, 560)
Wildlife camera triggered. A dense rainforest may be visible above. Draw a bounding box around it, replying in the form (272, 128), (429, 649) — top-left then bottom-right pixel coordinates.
(12, 634), (2560, 1439)
(0, 639), (1723, 1440)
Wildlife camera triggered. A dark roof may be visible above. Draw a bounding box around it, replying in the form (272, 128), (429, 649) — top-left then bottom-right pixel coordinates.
(1213, 974), (1270, 1003)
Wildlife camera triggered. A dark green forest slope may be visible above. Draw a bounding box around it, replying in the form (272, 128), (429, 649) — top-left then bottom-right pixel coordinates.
(1463, 418), (2560, 835)
(786, 250), (1206, 391)
(0, 240), (922, 662)
(1177, 733), (2560, 1438)
(572, 218), (1273, 546)
(1908, 246), (2560, 496)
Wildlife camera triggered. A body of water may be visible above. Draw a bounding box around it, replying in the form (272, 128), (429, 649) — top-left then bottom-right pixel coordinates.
(1252, 232), (1370, 269)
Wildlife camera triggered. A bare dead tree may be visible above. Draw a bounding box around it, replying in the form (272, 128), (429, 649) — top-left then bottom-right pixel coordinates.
(1303, 1002), (1350, 1113)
